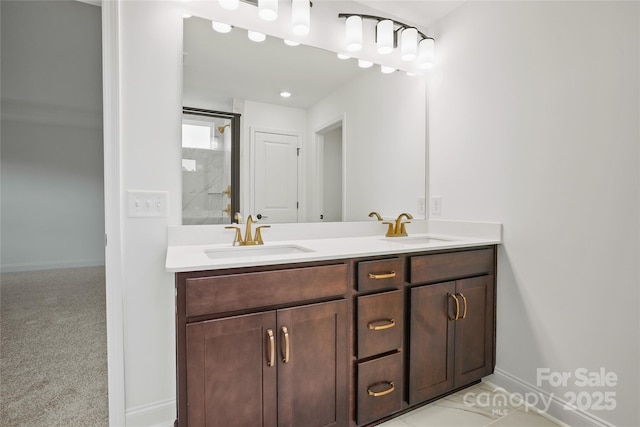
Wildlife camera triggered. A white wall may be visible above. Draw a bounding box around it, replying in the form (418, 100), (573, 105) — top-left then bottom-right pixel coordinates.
(118, 1), (182, 424)
(427, 2), (639, 425)
(0, 0), (104, 272)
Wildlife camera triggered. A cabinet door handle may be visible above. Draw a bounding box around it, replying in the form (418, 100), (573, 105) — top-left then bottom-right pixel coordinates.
(458, 292), (468, 319)
(281, 326), (290, 364)
(266, 329), (275, 367)
(368, 271), (396, 280)
(367, 319), (396, 331)
(448, 293), (460, 321)
(367, 381), (395, 397)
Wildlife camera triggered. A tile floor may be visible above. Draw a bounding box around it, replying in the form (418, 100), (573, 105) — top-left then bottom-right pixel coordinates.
(378, 381), (567, 427)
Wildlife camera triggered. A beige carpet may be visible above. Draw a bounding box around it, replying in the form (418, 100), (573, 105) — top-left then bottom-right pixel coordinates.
(0, 267), (109, 426)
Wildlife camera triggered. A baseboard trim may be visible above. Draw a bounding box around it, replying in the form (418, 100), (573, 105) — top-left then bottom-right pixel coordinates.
(125, 398), (176, 427)
(488, 368), (615, 427)
(0, 259), (105, 273)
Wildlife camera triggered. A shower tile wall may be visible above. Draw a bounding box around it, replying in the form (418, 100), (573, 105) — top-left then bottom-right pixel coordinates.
(182, 147), (230, 225)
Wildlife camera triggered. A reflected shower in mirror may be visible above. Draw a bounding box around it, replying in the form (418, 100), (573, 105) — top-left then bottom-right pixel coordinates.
(181, 108), (240, 224)
(182, 16), (426, 224)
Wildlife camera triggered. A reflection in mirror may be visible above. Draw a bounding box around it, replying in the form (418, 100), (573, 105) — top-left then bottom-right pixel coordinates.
(181, 108), (239, 224)
(182, 16), (426, 224)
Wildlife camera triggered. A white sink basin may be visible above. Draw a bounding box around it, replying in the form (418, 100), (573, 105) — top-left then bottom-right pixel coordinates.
(381, 236), (455, 245)
(205, 244), (314, 260)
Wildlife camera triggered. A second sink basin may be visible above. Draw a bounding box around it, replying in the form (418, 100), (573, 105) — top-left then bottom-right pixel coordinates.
(205, 244), (314, 260)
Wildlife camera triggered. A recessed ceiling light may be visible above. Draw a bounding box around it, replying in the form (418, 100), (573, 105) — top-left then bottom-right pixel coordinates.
(284, 40), (300, 47)
(380, 65), (396, 74)
(358, 59), (373, 68)
(337, 53), (350, 60)
(280, 91), (292, 98)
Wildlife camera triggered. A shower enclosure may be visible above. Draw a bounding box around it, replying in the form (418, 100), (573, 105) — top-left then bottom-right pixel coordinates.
(181, 107), (239, 224)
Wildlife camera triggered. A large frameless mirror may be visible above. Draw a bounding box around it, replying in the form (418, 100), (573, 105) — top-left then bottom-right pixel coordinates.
(182, 16), (426, 224)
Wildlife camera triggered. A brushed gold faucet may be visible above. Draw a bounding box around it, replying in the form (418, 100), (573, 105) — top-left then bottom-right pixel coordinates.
(225, 214), (270, 245)
(382, 212), (413, 237)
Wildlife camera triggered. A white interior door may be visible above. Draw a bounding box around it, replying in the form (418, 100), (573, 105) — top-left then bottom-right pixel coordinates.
(253, 131), (299, 223)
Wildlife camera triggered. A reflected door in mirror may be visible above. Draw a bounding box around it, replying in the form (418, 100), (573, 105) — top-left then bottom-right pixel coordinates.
(253, 131), (299, 223)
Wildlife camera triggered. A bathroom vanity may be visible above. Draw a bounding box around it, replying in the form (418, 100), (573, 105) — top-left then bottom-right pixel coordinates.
(167, 224), (500, 427)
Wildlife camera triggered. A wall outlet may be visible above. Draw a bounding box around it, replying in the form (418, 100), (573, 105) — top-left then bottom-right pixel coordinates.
(128, 191), (168, 218)
(417, 197), (426, 215)
(431, 196), (442, 216)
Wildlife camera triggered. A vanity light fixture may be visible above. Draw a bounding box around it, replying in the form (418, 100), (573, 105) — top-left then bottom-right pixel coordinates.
(338, 13), (435, 67)
(291, 0), (311, 35)
(376, 19), (394, 55)
(248, 30), (266, 42)
(345, 15), (363, 52)
(258, 0), (278, 21)
(417, 38), (435, 69)
(400, 27), (418, 61)
(219, 0), (239, 10)
(212, 21), (232, 33)
(220, 0), (313, 34)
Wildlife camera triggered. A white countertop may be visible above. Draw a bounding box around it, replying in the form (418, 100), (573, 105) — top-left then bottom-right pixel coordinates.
(166, 222), (502, 273)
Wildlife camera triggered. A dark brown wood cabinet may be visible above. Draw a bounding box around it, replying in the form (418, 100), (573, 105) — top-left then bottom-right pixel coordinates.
(408, 249), (496, 405)
(176, 246), (497, 427)
(177, 263), (349, 427)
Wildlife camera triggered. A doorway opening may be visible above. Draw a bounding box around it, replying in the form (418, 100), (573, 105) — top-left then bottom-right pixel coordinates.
(315, 117), (345, 222)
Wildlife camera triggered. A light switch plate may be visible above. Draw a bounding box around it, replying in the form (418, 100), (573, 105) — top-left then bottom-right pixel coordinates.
(431, 196), (442, 216)
(128, 190), (168, 218)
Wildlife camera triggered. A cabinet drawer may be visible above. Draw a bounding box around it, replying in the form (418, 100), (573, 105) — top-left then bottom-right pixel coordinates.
(357, 258), (404, 292)
(357, 352), (403, 425)
(185, 264), (348, 317)
(357, 290), (403, 359)
(410, 248), (494, 284)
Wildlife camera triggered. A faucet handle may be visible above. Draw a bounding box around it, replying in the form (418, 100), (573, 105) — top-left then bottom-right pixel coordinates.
(255, 225), (271, 245)
(225, 226), (243, 245)
(234, 212), (243, 224)
(399, 221), (411, 236)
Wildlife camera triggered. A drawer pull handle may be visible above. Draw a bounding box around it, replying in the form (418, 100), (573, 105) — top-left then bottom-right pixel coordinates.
(281, 326), (290, 364)
(266, 329), (275, 367)
(368, 271), (396, 280)
(367, 381), (395, 397)
(367, 319), (396, 331)
(448, 293), (460, 321)
(459, 292), (468, 319)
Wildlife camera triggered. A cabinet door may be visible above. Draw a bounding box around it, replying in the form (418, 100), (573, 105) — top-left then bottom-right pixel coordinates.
(186, 312), (277, 427)
(276, 300), (348, 427)
(408, 282), (456, 404)
(454, 275), (495, 387)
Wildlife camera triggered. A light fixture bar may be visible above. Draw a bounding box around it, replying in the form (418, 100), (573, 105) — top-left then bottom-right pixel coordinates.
(338, 13), (434, 58)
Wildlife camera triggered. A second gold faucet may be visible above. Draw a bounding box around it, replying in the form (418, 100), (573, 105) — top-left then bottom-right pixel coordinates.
(226, 214), (270, 245)
(383, 212), (413, 237)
